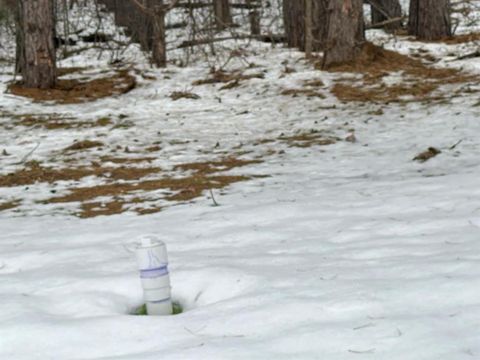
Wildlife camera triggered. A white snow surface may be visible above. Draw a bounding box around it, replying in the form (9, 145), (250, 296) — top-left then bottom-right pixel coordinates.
(2, 5), (480, 359)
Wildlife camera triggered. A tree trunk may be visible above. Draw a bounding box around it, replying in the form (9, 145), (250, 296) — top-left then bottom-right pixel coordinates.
(247, 0), (260, 36)
(323, 0), (364, 68)
(305, 0), (313, 57)
(151, 0), (166, 67)
(16, 0), (57, 88)
(14, 1), (25, 75)
(370, 0), (402, 31)
(408, 0), (451, 40)
(283, 0), (304, 49)
(213, 0), (232, 30)
(283, 0), (327, 52)
(138, 0), (153, 51)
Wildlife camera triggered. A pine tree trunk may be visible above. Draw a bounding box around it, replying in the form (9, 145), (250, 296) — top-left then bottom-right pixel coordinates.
(323, 0), (364, 68)
(305, 0), (313, 57)
(151, 16), (166, 67)
(16, 0), (57, 88)
(151, 0), (166, 67)
(14, 1), (25, 75)
(370, 0), (402, 31)
(283, 0), (327, 52)
(213, 0), (232, 30)
(283, 0), (304, 49)
(408, 0), (451, 40)
(247, 0), (260, 36)
(138, 0), (153, 51)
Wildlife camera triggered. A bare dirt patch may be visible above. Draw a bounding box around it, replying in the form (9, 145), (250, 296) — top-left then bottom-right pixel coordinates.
(4, 157), (263, 218)
(0, 161), (162, 187)
(8, 70), (136, 104)
(192, 70), (265, 86)
(173, 158), (262, 174)
(281, 88), (326, 99)
(279, 131), (340, 148)
(56, 67), (89, 77)
(0, 200), (20, 212)
(100, 156), (156, 164)
(170, 91), (201, 100)
(45, 174), (251, 218)
(322, 42), (478, 103)
(79, 200), (125, 218)
(16, 115), (112, 130)
(413, 147), (441, 162)
(428, 32), (480, 45)
(64, 140), (105, 152)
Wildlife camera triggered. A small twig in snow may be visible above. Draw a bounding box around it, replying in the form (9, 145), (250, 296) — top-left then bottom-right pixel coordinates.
(348, 348), (376, 354)
(194, 290), (203, 302)
(353, 323), (375, 331)
(15, 142), (40, 165)
(184, 325), (207, 337)
(449, 139), (463, 150)
(209, 189), (219, 206)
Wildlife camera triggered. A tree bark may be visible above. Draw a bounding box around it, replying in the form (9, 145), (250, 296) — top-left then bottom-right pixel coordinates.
(246, 0), (260, 36)
(283, 0), (328, 52)
(323, 0), (364, 68)
(305, 0), (313, 57)
(408, 0), (451, 40)
(14, 1), (25, 75)
(370, 0), (402, 31)
(151, 1), (166, 67)
(213, 0), (232, 30)
(283, 0), (304, 49)
(16, 0), (57, 88)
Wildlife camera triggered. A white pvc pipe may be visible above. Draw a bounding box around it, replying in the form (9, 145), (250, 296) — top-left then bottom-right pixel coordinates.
(135, 235), (172, 315)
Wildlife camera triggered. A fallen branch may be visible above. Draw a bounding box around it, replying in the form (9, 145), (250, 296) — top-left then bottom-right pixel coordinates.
(177, 34), (286, 48)
(366, 16), (406, 29)
(455, 51), (480, 61)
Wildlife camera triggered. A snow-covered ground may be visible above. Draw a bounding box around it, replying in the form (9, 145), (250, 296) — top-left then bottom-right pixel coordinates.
(2, 2), (480, 359)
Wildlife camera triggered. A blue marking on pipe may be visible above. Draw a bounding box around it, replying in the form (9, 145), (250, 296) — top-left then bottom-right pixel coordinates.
(140, 265), (169, 278)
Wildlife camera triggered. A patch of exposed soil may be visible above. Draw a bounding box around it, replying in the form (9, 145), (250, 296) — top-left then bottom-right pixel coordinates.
(79, 201), (125, 218)
(303, 79), (325, 87)
(323, 42), (478, 103)
(173, 158), (262, 174)
(8, 70), (136, 104)
(16, 115), (112, 130)
(436, 33), (480, 45)
(192, 70), (265, 86)
(413, 147), (441, 162)
(278, 131), (340, 148)
(100, 156), (156, 164)
(0, 157), (262, 218)
(170, 91), (201, 100)
(64, 140), (104, 152)
(0, 161), (161, 187)
(45, 174), (250, 218)
(0, 200), (20, 212)
(57, 67), (89, 77)
(281, 88), (326, 99)
(331, 82), (439, 103)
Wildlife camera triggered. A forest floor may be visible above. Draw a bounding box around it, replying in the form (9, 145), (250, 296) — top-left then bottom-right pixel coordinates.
(2, 8), (480, 359)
